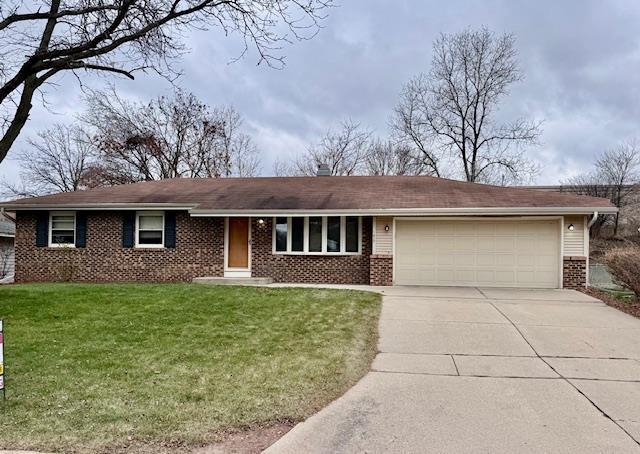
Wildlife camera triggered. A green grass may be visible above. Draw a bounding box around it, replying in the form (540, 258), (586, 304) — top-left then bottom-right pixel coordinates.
(601, 288), (637, 300)
(0, 284), (381, 453)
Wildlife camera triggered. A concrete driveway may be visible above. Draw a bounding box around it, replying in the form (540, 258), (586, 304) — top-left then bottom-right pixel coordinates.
(267, 286), (640, 453)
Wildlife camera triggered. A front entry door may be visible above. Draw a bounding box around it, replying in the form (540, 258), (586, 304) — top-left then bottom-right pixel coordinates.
(227, 217), (249, 269)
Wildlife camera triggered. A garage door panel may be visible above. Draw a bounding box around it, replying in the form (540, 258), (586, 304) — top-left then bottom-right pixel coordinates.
(456, 237), (476, 250)
(495, 254), (515, 266)
(476, 255), (495, 266)
(476, 237), (496, 250)
(494, 271), (516, 284)
(395, 220), (560, 288)
(517, 255), (535, 266)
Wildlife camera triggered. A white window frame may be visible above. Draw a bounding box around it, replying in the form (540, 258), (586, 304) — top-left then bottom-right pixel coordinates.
(49, 211), (76, 248)
(135, 211), (165, 249)
(272, 216), (362, 255)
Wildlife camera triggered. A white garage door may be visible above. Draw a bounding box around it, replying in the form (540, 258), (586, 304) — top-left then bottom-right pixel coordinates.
(394, 219), (561, 288)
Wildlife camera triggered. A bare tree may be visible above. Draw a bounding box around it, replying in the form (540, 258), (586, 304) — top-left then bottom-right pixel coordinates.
(393, 27), (541, 184)
(272, 157), (295, 177)
(563, 142), (640, 236)
(2, 123), (94, 197)
(597, 142), (640, 234)
(289, 120), (371, 176)
(365, 139), (427, 176)
(208, 106), (260, 177)
(563, 172), (613, 237)
(84, 89), (260, 184)
(0, 0), (332, 164)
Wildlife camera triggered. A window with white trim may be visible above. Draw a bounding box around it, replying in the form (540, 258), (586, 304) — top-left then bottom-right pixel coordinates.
(136, 212), (164, 248)
(273, 216), (361, 255)
(49, 212), (76, 247)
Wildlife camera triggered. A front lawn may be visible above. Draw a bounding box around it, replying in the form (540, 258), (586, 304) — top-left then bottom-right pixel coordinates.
(0, 284), (381, 453)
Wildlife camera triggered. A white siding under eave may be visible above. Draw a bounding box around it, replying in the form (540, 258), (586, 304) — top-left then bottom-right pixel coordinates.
(563, 215), (586, 256)
(373, 216), (393, 255)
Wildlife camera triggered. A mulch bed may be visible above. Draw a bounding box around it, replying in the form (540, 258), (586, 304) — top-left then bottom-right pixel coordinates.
(194, 422), (295, 454)
(586, 288), (640, 319)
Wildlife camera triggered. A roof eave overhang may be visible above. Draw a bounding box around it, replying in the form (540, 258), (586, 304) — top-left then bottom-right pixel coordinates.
(0, 203), (197, 211)
(189, 206), (618, 217)
(1, 204), (617, 216)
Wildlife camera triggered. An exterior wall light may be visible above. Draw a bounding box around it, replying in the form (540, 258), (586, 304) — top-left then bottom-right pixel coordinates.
(257, 218), (265, 226)
(384, 225), (390, 232)
(567, 224), (574, 231)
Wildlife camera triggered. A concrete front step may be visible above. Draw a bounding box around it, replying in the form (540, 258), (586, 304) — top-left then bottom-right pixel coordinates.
(192, 276), (274, 286)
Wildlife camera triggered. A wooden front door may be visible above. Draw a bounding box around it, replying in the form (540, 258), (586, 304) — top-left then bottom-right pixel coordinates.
(227, 218), (249, 268)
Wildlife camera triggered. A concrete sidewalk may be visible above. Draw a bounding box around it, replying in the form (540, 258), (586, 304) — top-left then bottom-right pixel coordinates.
(267, 287), (640, 453)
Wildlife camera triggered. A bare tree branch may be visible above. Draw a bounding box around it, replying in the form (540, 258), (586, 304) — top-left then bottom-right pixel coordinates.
(563, 141), (640, 236)
(285, 119), (371, 176)
(392, 27), (541, 184)
(83, 89), (260, 184)
(1, 123), (94, 197)
(0, 0), (333, 164)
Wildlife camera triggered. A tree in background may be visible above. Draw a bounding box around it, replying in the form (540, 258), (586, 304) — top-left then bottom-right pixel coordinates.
(0, 0), (332, 164)
(277, 120), (371, 176)
(393, 27), (540, 184)
(274, 121), (433, 177)
(365, 139), (427, 176)
(2, 90), (260, 197)
(1, 124), (94, 197)
(84, 90), (260, 184)
(565, 142), (640, 236)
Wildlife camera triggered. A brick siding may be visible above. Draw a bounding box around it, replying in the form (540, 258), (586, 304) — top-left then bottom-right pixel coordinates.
(15, 211), (224, 283)
(370, 255), (393, 286)
(251, 217), (372, 284)
(15, 211), (578, 288)
(15, 212), (373, 284)
(563, 256), (587, 289)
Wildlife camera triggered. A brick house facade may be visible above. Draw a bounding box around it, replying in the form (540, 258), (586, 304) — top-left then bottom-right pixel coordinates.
(251, 217), (372, 285)
(14, 210), (591, 288)
(15, 211), (225, 283)
(562, 256), (588, 290)
(14, 211), (375, 285)
(5, 176), (614, 288)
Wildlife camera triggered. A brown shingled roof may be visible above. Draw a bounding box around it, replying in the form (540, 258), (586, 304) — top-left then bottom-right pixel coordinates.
(1, 175), (616, 213)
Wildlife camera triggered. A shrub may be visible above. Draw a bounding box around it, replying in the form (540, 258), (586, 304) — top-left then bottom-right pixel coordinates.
(604, 246), (640, 297)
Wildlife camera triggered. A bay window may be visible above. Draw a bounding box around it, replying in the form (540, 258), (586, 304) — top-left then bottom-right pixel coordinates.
(308, 217), (323, 252)
(272, 216), (361, 255)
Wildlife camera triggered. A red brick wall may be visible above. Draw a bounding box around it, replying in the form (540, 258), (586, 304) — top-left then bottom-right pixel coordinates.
(370, 255), (393, 286)
(563, 256), (587, 289)
(15, 212), (374, 284)
(251, 217), (372, 284)
(15, 211), (224, 283)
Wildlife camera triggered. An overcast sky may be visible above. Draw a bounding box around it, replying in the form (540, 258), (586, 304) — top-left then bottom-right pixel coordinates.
(2, 0), (639, 186)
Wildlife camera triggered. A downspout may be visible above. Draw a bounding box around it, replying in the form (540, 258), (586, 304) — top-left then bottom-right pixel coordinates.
(585, 211), (599, 288)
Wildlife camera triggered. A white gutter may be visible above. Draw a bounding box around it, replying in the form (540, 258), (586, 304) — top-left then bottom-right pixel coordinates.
(189, 206), (619, 217)
(1, 204), (618, 217)
(587, 211), (599, 228)
(0, 203), (196, 211)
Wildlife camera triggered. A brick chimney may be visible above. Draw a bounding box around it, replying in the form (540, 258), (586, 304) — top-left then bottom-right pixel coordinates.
(316, 163), (331, 176)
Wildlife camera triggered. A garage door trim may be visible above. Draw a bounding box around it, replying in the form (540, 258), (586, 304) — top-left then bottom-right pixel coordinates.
(392, 216), (564, 288)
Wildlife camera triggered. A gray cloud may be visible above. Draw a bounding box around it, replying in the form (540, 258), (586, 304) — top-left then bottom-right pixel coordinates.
(2, 0), (640, 185)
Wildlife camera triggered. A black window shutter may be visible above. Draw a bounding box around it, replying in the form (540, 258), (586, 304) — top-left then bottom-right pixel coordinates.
(122, 212), (135, 248)
(35, 211), (49, 247)
(164, 211), (176, 248)
(76, 212), (87, 248)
